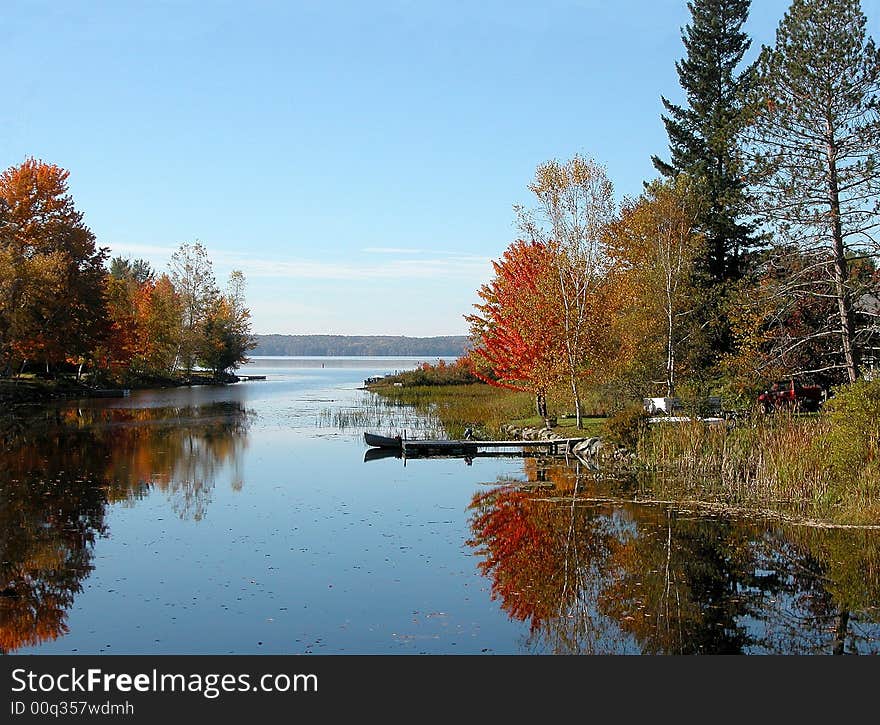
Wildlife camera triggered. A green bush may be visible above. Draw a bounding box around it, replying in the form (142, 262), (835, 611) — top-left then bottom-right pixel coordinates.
(605, 403), (650, 450)
(823, 379), (880, 475)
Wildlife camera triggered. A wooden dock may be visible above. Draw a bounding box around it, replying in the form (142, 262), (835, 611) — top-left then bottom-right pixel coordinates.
(364, 433), (588, 458)
(404, 438), (586, 455)
(365, 447), (587, 463)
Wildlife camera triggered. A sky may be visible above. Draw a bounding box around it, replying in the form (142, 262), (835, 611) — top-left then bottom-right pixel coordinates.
(4, 0), (880, 336)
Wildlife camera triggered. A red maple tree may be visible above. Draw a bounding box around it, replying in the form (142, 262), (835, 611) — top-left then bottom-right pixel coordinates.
(465, 239), (565, 417)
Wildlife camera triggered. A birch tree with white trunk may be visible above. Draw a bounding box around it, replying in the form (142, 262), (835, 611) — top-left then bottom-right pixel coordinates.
(516, 155), (615, 428)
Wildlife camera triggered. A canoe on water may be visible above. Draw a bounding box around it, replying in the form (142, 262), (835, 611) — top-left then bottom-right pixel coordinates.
(363, 447), (402, 462)
(364, 432), (403, 449)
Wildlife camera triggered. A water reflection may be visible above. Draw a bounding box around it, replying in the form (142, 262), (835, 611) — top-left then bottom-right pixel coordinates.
(0, 458), (106, 653)
(467, 460), (880, 654)
(0, 402), (253, 652)
(95, 403), (254, 520)
(5, 361), (880, 655)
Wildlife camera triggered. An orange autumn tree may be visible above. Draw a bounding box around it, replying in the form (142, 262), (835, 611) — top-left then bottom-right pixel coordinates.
(132, 274), (182, 377)
(101, 274), (140, 375)
(99, 258), (185, 381)
(98, 257), (156, 379)
(0, 158), (108, 375)
(465, 239), (566, 418)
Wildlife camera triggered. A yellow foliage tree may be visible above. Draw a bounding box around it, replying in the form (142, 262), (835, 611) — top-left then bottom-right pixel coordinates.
(605, 176), (704, 398)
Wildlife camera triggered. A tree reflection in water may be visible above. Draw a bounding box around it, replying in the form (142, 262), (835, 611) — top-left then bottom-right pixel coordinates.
(0, 402), (253, 652)
(467, 459), (880, 654)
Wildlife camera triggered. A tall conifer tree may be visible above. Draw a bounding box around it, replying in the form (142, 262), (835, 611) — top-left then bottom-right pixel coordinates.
(745, 0), (880, 384)
(653, 0), (755, 282)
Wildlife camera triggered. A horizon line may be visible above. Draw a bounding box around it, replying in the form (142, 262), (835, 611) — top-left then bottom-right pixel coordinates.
(252, 332), (470, 338)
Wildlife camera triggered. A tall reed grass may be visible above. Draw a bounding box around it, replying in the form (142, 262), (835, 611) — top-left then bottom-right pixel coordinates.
(637, 405), (880, 523)
(370, 383), (535, 439)
(316, 392), (445, 438)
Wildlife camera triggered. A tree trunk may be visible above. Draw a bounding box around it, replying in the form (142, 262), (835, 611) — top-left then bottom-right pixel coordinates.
(571, 378), (583, 429)
(535, 392), (547, 419)
(827, 141), (859, 383)
(666, 280), (676, 399)
(556, 254), (586, 430)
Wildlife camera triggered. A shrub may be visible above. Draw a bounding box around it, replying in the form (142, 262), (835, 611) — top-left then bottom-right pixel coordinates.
(605, 403), (650, 450)
(371, 358), (478, 387)
(823, 379), (880, 475)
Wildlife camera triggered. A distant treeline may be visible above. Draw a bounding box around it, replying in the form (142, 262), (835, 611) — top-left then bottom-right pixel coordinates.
(251, 335), (470, 357)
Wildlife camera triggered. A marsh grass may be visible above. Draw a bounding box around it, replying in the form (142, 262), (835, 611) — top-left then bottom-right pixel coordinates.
(367, 383), (536, 439)
(636, 406), (880, 523)
(317, 391), (447, 438)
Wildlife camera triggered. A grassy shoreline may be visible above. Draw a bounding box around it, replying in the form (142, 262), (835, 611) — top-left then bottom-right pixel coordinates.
(634, 406), (880, 525)
(366, 380), (607, 440)
(0, 371), (238, 407)
(367, 372), (880, 526)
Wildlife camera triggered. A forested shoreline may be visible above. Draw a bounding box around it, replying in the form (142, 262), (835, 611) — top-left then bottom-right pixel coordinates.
(370, 0), (880, 525)
(462, 0), (880, 425)
(6, 0), (880, 447)
(0, 160), (255, 397)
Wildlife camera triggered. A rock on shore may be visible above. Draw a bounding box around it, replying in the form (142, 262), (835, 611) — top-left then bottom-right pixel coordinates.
(498, 423), (607, 459)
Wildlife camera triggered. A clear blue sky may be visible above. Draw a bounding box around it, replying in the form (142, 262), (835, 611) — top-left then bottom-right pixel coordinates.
(4, 0), (878, 336)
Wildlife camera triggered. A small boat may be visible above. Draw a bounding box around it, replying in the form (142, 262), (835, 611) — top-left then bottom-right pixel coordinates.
(363, 447), (402, 462)
(364, 432), (403, 449)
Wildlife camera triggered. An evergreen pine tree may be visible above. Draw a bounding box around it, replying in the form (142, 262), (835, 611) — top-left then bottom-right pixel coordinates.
(653, 0), (755, 282)
(746, 0), (880, 383)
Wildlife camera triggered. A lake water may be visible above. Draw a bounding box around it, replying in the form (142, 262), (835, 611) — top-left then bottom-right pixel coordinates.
(2, 356), (879, 654)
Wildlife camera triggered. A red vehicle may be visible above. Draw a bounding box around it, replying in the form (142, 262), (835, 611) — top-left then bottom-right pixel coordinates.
(758, 379), (824, 413)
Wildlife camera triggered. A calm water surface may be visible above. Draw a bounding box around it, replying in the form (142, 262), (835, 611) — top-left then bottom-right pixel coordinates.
(2, 357), (879, 654)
